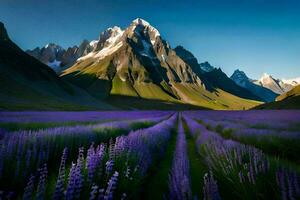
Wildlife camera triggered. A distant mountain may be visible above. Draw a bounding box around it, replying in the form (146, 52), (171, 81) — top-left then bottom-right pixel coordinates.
(254, 85), (300, 109)
(253, 73), (298, 94)
(281, 77), (300, 88)
(203, 68), (262, 101)
(62, 18), (261, 110)
(26, 40), (98, 73)
(231, 69), (278, 102)
(0, 22), (113, 110)
(173, 46), (260, 101)
(199, 61), (215, 72)
(276, 84), (300, 101)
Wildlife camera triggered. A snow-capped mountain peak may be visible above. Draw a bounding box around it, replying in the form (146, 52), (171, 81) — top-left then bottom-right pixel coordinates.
(231, 69), (249, 84)
(261, 73), (272, 79)
(132, 18), (151, 26)
(230, 69), (278, 102)
(253, 73), (290, 94)
(89, 40), (98, 48)
(98, 26), (124, 48)
(199, 62), (215, 72)
(130, 18), (160, 45)
(282, 77), (300, 86)
(78, 26), (124, 61)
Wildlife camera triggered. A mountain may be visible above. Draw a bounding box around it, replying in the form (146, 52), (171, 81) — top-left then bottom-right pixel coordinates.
(281, 77), (300, 88)
(203, 68), (262, 101)
(0, 22), (113, 110)
(199, 61), (215, 72)
(253, 73), (298, 94)
(173, 46), (261, 101)
(26, 40), (98, 73)
(62, 18), (261, 110)
(230, 69), (278, 102)
(276, 84), (300, 101)
(254, 85), (300, 109)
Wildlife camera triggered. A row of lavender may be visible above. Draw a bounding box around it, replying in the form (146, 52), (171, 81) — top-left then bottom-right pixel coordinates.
(186, 111), (300, 163)
(0, 114), (172, 198)
(0, 111), (172, 123)
(25, 114), (177, 200)
(183, 114), (300, 200)
(184, 110), (300, 130)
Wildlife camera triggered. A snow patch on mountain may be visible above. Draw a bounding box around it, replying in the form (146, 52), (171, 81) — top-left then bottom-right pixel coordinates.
(89, 40), (98, 48)
(199, 62), (215, 72)
(132, 18), (160, 45)
(282, 77), (300, 86)
(78, 26), (124, 61)
(47, 59), (62, 72)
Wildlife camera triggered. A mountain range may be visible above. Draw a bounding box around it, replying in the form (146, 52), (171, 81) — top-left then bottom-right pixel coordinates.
(252, 73), (295, 94)
(1, 19), (299, 110)
(0, 22), (113, 110)
(60, 18), (263, 110)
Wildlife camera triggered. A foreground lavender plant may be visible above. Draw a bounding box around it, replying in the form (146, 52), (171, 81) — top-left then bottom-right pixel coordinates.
(104, 171), (119, 200)
(169, 119), (192, 200)
(203, 172), (221, 200)
(36, 164), (47, 200)
(23, 175), (35, 200)
(53, 148), (68, 200)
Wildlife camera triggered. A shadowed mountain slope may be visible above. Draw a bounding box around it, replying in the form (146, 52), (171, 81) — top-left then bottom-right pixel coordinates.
(0, 22), (114, 110)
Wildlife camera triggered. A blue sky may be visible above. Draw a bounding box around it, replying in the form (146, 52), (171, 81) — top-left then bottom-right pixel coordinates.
(0, 0), (300, 79)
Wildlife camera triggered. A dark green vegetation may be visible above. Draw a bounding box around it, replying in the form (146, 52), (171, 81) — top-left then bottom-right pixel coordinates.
(105, 95), (208, 110)
(182, 119), (207, 199)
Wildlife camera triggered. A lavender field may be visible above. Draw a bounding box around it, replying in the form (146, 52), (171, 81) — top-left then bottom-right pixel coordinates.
(0, 111), (300, 200)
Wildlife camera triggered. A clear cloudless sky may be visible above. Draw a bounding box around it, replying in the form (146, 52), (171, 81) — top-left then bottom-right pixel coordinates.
(0, 0), (300, 79)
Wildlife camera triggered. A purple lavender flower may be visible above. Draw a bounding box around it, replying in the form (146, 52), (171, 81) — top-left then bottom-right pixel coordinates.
(203, 172), (221, 200)
(104, 171), (119, 200)
(36, 164), (47, 200)
(66, 162), (77, 200)
(53, 148), (68, 200)
(169, 119), (192, 200)
(22, 175), (35, 200)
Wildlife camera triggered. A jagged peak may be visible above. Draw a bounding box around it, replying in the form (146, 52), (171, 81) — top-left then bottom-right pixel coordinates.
(132, 18), (152, 27)
(261, 73), (272, 79)
(199, 61), (215, 72)
(0, 22), (9, 41)
(99, 26), (124, 44)
(232, 69), (247, 77)
(44, 43), (63, 50)
(130, 18), (160, 44)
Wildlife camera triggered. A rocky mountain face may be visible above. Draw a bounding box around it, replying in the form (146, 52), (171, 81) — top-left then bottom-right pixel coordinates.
(253, 73), (298, 94)
(61, 18), (261, 109)
(0, 22), (113, 110)
(173, 46), (261, 101)
(0, 22), (9, 41)
(199, 61), (215, 72)
(231, 69), (278, 102)
(26, 40), (98, 72)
